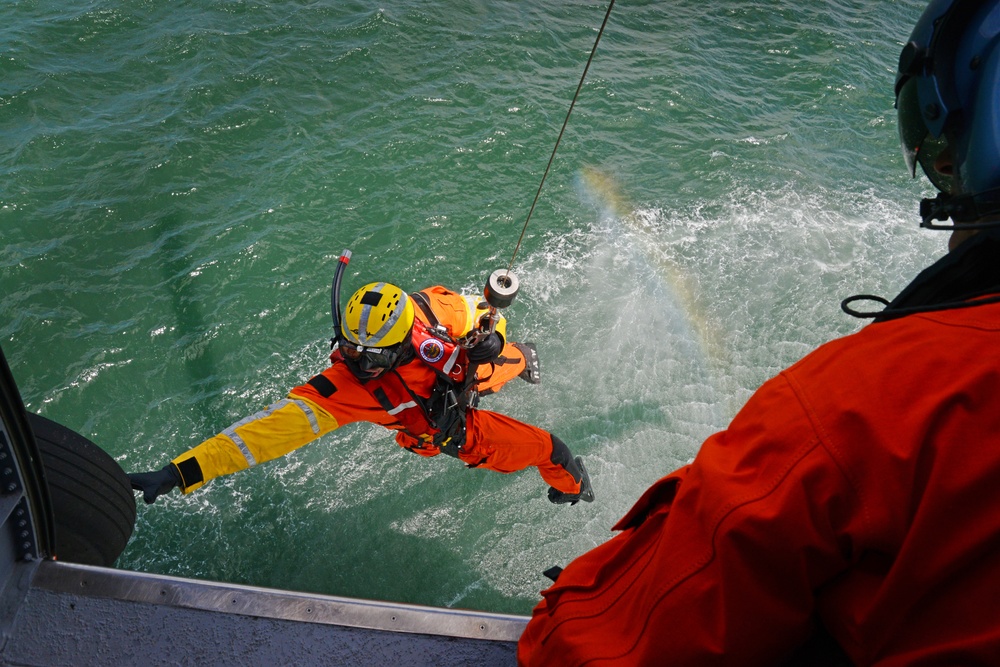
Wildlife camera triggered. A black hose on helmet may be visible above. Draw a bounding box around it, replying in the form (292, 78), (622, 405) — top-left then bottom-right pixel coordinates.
(331, 249), (352, 343)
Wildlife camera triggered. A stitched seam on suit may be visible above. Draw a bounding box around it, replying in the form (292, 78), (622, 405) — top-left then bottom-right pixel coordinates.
(540, 436), (827, 664)
(781, 368), (872, 542)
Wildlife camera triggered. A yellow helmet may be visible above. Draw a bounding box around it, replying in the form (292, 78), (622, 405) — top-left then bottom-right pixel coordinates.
(341, 282), (415, 348)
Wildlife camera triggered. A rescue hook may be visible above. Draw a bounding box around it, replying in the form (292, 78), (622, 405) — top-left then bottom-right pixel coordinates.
(459, 269), (520, 349)
(485, 269), (519, 309)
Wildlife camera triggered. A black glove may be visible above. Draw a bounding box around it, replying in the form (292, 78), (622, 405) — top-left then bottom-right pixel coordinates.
(128, 463), (182, 504)
(467, 332), (503, 363)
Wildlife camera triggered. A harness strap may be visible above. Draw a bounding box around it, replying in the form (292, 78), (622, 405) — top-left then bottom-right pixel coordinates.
(411, 291), (440, 328)
(371, 388), (395, 413)
(392, 368), (431, 410)
(362, 291), (472, 450)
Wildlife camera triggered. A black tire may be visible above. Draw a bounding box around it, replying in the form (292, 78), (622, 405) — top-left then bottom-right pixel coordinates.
(28, 412), (136, 566)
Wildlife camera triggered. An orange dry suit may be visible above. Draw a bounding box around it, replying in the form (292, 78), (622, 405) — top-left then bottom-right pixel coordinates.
(170, 286), (583, 497)
(518, 230), (1000, 665)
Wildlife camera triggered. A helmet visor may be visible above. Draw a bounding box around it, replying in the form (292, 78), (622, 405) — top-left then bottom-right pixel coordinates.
(897, 76), (956, 194)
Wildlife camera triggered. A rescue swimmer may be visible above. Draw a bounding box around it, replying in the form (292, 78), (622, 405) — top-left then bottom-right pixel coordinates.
(128, 254), (594, 507)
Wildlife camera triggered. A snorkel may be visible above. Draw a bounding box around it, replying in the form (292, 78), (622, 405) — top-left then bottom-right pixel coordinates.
(331, 250), (404, 379)
(331, 248), (352, 347)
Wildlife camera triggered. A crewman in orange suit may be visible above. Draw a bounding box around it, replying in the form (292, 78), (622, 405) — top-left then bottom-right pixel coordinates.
(129, 280), (594, 507)
(518, 0), (1000, 664)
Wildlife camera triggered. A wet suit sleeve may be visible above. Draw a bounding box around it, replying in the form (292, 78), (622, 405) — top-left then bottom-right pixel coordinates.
(171, 362), (390, 494)
(171, 395), (340, 494)
(517, 371), (866, 666)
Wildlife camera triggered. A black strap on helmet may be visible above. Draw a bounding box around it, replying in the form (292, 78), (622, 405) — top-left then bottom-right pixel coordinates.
(920, 188), (1000, 230)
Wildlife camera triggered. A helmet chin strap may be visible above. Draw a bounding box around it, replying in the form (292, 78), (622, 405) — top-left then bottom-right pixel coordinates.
(920, 188), (1000, 230)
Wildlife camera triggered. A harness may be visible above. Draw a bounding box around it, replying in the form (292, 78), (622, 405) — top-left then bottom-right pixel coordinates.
(354, 290), (478, 457)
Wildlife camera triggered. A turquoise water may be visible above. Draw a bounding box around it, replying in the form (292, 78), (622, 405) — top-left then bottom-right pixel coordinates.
(2, 0), (935, 614)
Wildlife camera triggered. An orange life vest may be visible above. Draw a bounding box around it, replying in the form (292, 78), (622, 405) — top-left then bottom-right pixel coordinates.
(347, 288), (474, 445)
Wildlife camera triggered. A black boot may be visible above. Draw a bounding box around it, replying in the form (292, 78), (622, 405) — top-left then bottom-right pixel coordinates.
(514, 342), (541, 384)
(548, 457), (595, 505)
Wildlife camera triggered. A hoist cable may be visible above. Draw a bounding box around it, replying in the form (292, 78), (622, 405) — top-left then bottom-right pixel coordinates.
(506, 0), (616, 273)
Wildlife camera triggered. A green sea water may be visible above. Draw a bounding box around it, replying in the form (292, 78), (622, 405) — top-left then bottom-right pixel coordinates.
(2, 0), (935, 615)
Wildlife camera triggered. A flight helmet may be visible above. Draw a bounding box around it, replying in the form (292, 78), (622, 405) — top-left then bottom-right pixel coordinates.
(896, 0), (1000, 227)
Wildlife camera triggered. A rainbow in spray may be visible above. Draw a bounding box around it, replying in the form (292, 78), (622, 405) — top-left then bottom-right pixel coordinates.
(575, 165), (728, 371)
